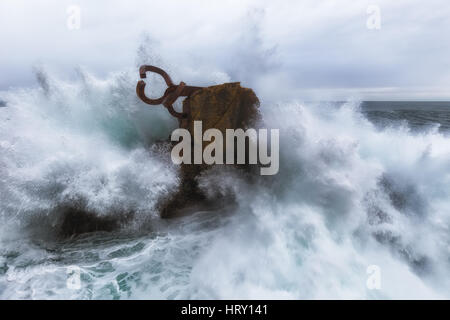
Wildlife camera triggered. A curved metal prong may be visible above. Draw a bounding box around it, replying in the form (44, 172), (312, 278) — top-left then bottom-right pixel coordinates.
(136, 65), (202, 119)
(137, 65), (177, 106)
(139, 65), (174, 87)
(163, 82), (188, 119)
(136, 80), (165, 105)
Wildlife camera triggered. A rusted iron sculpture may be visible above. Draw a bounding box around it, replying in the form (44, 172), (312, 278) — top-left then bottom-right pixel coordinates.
(136, 65), (203, 119)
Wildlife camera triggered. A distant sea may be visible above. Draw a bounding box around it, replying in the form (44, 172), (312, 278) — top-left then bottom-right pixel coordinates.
(361, 101), (450, 132)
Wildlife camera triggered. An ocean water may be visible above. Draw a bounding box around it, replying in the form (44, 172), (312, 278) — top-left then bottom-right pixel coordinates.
(0, 69), (449, 299)
(361, 101), (450, 133)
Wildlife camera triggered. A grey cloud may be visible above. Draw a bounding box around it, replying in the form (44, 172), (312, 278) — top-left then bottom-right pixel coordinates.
(0, 0), (449, 99)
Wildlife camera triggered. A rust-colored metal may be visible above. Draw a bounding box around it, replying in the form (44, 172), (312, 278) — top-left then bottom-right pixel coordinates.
(136, 65), (203, 119)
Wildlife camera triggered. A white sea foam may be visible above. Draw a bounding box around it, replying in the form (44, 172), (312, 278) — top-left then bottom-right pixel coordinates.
(0, 68), (449, 299)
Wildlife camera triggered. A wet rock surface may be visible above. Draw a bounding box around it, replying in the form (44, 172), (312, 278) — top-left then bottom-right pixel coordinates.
(160, 82), (260, 218)
(58, 205), (133, 237)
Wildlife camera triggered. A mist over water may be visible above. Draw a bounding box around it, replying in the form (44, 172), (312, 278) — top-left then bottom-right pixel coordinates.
(0, 62), (449, 299)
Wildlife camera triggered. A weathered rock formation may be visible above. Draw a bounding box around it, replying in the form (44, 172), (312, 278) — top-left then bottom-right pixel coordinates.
(160, 82), (260, 218)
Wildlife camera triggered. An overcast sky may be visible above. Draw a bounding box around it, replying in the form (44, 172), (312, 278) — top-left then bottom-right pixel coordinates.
(1, 0), (450, 100)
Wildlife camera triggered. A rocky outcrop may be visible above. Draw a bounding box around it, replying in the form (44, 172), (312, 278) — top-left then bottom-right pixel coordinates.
(179, 82), (260, 134)
(160, 82), (260, 218)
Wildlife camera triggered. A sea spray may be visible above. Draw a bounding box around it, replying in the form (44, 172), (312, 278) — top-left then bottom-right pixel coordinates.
(0, 70), (449, 299)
